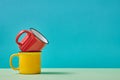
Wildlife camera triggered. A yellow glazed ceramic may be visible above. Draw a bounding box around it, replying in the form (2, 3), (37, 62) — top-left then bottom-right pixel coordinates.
(10, 52), (41, 74)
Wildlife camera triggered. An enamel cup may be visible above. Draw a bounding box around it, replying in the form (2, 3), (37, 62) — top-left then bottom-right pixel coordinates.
(10, 52), (41, 74)
(16, 28), (48, 52)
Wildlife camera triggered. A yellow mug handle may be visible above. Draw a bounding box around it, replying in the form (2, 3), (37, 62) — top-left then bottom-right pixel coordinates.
(10, 54), (19, 70)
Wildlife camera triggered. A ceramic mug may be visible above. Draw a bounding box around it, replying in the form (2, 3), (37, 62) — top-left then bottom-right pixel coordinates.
(16, 28), (48, 52)
(10, 52), (41, 74)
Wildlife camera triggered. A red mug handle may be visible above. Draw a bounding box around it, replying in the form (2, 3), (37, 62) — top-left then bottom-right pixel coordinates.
(16, 30), (31, 46)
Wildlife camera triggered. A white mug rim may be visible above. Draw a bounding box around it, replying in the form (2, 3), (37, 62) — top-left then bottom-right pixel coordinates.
(30, 28), (49, 44)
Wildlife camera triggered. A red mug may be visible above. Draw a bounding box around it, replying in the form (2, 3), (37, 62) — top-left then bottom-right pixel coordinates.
(16, 28), (48, 51)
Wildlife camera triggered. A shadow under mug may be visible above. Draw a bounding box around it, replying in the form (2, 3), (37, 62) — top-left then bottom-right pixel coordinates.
(10, 52), (41, 74)
(16, 28), (48, 52)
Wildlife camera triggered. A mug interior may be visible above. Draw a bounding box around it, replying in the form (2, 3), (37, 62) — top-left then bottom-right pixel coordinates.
(30, 28), (48, 43)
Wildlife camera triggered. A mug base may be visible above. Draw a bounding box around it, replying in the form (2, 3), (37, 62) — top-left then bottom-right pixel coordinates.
(19, 72), (40, 74)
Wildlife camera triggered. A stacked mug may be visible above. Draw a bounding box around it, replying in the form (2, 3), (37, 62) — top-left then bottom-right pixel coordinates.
(9, 28), (48, 74)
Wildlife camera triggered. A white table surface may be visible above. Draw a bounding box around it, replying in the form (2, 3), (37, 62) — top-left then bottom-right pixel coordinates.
(0, 68), (120, 80)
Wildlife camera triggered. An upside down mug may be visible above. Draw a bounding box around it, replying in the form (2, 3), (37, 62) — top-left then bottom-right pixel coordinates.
(10, 52), (41, 74)
(16, 28), (48, 52)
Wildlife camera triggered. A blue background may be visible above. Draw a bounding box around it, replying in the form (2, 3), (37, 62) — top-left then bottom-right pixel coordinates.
(0, 0), (120, 68)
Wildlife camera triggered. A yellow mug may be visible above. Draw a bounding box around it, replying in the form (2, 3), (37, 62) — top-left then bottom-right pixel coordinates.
(10, 52), (41, 74)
